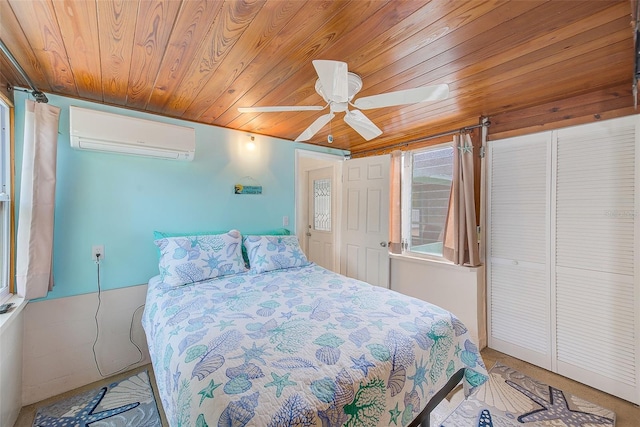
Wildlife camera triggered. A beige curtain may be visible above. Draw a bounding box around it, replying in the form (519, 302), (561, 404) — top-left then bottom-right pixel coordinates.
(16, 100), (60, 299)
(443, 133), (480, 266)
(389, 150), (402, 254)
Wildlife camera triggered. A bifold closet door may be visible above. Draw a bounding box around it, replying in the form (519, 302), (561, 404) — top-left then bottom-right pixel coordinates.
(487, 133), (552, 369)
(554, 117), (640, 403)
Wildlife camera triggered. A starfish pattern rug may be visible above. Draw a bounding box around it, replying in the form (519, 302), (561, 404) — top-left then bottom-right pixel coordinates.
(32, 370), (161, 427)
(441, 363), (615, 427)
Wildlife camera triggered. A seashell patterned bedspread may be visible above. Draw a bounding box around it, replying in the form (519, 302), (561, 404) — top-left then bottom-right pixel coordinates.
(142, 264), (488, 426)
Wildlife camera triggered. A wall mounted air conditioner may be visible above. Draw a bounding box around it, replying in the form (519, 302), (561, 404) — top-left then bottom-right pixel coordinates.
(69, 106), (195, 161)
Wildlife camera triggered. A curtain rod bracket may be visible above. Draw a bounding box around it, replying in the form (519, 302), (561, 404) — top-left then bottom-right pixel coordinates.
(6, 85), (48, 103)
(32, 91), (48, 103)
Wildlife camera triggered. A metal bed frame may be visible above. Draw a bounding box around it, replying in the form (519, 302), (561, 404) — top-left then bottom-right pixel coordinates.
(408, 368), (465, 427)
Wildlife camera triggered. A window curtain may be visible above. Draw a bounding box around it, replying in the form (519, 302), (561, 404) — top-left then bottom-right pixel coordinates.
(389, 150), (402, 254)
(16, 100), (60, 299)
(442, 133), (480, 266)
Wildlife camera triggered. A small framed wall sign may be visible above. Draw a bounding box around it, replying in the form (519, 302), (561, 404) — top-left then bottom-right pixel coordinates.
(234, 176), (262, 194)
(234, 184), (262, 195)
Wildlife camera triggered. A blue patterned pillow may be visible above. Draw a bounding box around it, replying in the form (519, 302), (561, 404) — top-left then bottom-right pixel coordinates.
(154, 230), (247, 286)
(243, 235), (311, 274)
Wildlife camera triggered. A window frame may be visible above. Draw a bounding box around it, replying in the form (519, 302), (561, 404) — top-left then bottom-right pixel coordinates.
(401, 142), (454, 261)
(0, 97), (12, 301)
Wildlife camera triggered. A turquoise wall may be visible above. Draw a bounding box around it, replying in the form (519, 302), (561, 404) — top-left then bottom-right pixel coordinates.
(13, 92), (347, 300)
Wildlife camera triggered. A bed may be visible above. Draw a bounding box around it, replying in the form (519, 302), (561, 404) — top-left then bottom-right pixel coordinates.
(142, 231), (488, 426)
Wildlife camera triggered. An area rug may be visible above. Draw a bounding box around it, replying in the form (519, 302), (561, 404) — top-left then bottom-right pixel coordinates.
(441, 363), (615, 427)
(32, 370), (161, 427)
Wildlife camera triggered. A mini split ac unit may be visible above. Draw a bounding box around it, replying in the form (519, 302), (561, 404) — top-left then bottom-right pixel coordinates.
(69, 106), (195, 161)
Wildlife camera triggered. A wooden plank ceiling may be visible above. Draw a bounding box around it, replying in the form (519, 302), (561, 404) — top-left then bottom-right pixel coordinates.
(0, 0), (636, 155)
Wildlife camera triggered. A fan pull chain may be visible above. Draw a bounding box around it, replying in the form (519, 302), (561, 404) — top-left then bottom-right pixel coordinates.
(328, 116), (333, 143)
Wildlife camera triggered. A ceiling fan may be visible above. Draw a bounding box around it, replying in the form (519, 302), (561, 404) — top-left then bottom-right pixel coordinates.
(238, 60), (449, 142)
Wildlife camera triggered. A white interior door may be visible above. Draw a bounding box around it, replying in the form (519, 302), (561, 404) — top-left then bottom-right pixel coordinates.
(341, 155), (390, 288)
(307, 167), (335, 271)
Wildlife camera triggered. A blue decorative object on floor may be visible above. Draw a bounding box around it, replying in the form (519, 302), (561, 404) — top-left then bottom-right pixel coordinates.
(477, 409), (493, 427)
(441, 363), (615, 427)
(32, 370), (161, 427)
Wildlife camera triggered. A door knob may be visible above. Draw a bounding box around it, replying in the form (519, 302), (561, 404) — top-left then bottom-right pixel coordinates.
(306, 232), (312, 237)
(380, 241), (387, 247)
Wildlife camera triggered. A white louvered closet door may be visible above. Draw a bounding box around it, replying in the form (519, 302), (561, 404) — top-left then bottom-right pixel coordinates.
(487, 132), (552, 369)
(488, 115), (640, 404)
(554, 117), (640, 403)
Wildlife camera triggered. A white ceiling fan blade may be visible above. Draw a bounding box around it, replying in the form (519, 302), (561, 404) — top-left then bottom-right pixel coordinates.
(295, 113), (335, 142)
(238, 105), (324, 113)
(313, 60), (348, 103)
(344, 110), (382, 141)
(353, 83), (449, 110)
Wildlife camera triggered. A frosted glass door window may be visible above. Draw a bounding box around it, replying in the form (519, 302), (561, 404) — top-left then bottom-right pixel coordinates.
(313, 178), (331, 231)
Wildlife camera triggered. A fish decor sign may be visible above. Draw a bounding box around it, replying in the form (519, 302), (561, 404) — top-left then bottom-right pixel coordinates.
(234, 184), (262, 195)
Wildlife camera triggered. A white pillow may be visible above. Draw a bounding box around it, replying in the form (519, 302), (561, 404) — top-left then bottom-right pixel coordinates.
(154, 230), (246, 286)
(243, 235), (310, 274)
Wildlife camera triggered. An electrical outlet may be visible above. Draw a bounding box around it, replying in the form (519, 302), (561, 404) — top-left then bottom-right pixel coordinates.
(92, 245), (105, 261)
(282, 216), (289, 227)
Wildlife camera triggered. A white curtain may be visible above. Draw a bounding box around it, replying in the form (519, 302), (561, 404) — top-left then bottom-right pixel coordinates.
(16, 100), (60, 299)
(443, 133), (480, 266)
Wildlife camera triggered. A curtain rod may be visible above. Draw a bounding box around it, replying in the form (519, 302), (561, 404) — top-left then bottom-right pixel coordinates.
(352, 119), (490, 158)
(0, 38), (48, 103)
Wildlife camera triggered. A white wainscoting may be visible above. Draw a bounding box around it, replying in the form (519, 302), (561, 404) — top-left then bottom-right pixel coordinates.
(22, 284), (150, 405)
(390, 255), (486, 349)
(0, 296), (26, 427)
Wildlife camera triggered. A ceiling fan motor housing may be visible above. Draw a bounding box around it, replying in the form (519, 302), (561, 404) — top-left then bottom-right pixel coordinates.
(315, 72), (363, 105)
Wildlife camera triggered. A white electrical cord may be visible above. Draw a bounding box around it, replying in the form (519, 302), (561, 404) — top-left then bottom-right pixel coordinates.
(92, 254), (145, 377)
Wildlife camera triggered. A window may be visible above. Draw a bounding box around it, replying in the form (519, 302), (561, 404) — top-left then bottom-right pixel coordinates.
(313, 178), (331, 232)
(0, 99), (10, 300)
(402, 144), (453, 257)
